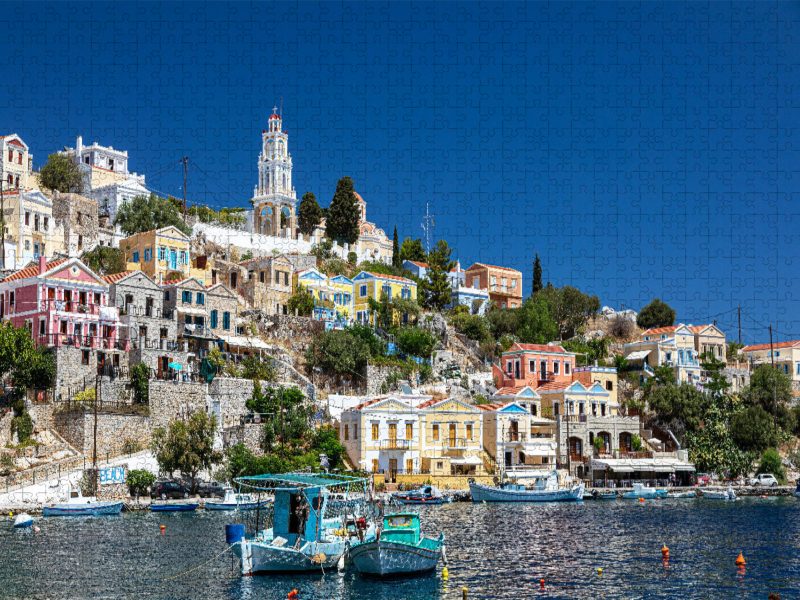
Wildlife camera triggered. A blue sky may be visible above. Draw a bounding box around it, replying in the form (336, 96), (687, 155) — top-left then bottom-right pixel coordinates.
(2, 1), (800, 344)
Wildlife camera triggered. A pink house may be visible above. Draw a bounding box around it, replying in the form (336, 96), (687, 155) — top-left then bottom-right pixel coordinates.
(0, 256), (127, 352)
(493, 343), (577, 390)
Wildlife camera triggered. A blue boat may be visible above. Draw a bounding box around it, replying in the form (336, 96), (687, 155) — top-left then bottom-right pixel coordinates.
(590, 490), (617, 500)
(393, 485), (449, 505)
(150, 503), (198, 512)
(205, 487), (271, 511)
(229, 472), (376, 574)
(43, 488), (124, 516)
(13, 513), (34, 528)
(621, 484), (668, 500)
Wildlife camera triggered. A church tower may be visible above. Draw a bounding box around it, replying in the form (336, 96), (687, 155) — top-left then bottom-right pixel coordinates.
(252, 108), (297, 237)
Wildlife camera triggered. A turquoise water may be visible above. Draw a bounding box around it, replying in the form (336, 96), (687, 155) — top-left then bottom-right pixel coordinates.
(1, 497), (799, 599)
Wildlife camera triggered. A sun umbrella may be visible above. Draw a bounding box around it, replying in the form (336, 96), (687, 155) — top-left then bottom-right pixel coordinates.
(168, 362), (182, 370)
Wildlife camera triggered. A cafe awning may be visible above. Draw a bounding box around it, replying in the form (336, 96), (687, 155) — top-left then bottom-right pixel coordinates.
(626, 350), (651, 361)
(219, 335), (271, 351)
(450, 456), (483, 466)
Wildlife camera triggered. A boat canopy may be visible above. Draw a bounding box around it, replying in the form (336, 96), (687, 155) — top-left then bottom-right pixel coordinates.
(234, 471), (370, 492)
(590, 458), (695, 474)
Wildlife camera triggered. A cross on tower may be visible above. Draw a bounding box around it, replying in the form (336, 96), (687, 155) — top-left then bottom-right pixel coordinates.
(273, 106), (278, 114)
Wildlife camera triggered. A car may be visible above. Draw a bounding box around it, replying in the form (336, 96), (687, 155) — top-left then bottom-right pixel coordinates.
(750, 474), (779, 487)
(695, 473), (710, 486)
(198, 481), (225, 498)
(150, 481), (192, 500)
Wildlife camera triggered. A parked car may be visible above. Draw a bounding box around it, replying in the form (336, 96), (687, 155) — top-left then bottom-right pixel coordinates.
(750, 474), (779, 487)
(198, 481), (225, 498)
(150, 481), (192, 500)
(695, 473), (710, 486)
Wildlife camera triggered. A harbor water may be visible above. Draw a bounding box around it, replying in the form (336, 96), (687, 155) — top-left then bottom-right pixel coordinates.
(1, 497), (799, 599)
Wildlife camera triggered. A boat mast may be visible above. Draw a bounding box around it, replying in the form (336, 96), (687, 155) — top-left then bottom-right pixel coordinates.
(93, 373), (99, 496)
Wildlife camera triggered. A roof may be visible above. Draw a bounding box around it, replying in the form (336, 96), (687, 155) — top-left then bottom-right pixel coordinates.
(351, 398), (383, 411)
(641, 325), (681, 335)
(363, 271), (414, 284)
(493, 385), (530, 396)
(476, 402), (509, 411)
(101, 271), (138, 284)
(626, 350), (652, 361)
(507, 343), (570, 354)
(465, 263), (521, 274)
(535, 381), (574, 392)
(742, 340), (800, 352)
(407, 261), (429, 269)
(416, 397), (442, 410)
(1, 259), (68, 283)
(269, 114), (280, 120)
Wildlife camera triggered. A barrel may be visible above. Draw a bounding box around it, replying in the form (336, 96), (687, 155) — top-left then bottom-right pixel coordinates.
(226, 524), (245, 544)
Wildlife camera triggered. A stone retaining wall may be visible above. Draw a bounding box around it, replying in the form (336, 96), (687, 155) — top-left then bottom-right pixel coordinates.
(25, 401), (53, 432)
(0, 409), (13, 446)
(53, 346), (97, 395)
(209, 378), (254, 429)
(88, 463), (130, 502)
(53, 411), (150, 456)
(149, 380), (208, 431)
(223, 423), (264, 456)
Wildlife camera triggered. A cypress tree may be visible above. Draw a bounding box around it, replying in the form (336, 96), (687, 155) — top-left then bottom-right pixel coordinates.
(297, 191), (323, 236)
(392, 226), (401, 268)
(325, 177), (361, 245)
(532, 253), (543, 294)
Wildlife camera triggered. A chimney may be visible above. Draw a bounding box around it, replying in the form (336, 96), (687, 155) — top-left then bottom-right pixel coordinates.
(76, 136), (83, 155)
(39, 255), (46, 274)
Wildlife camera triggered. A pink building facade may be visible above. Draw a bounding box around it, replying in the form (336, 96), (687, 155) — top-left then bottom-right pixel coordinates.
(0, 256), (127, 352)
(493, 343), (577, 390)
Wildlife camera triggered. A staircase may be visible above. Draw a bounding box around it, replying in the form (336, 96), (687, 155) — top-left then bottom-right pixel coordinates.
(477, 449), (498, 475)
(451, 332), (491, 371)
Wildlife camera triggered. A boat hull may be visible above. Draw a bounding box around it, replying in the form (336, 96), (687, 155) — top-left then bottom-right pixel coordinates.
(150, 503), (198, 512)
(395, 496), (444, 505)
(205, 500), (270, 511)
(469, 482), (584, 502)
(13, 514), (33, 528)
(350, 539), (441, 577)
(43, 501), (123, 516)
(233, 538), (347, 573)
(622, 490), (668, 499)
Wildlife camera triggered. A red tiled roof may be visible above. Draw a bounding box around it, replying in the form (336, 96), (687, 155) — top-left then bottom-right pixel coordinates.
(688, 324), (715, 334)
(7, 139), (24, 148)
(508, 343), (570, 354)
(535, 381), (573, 392)
(493, 385), (529, 396)
(161, 277), (191, 286)
(1, 259), (68, 283)
(408, 261), (429, 269)
(466, 263), (521, 274)
(476, 402), (508, 411)
(641, 325), (680, 335)
(269, 114), (280, 120)
(416, 397), (442, 410)
(101, 271), (137, 284)
(742, 340), (800, 352)
(364, 271), (413, 283)
(351, 398), (382, 411)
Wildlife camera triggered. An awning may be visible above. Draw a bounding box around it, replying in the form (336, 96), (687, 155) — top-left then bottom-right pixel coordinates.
(674, 465), (696, 472)
(605, 466), (634, 473)
(178, 307), (209, 317)
(652, 465), (675, 473)
(626, 350), (651, 361)
(219, 335), (271, 350)
(450, 456), (483, 466)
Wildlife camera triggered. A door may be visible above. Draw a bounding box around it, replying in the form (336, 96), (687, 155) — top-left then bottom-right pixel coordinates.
(504, 451), (512, 466)
(170, 250), (177, 270)
(388, 423), (397, 446)
(449, 423), (456, 446)
(509, 420), (519, 441)
(514, 360), (520, 379)
(406, 459), (413, 474)
(146, 297), (154, 317)
(388, 459), (398, 482)
(540, 360), (547, 378)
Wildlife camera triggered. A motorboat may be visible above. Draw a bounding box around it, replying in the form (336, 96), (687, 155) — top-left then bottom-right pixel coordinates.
(469, 472), (584, 503)
(668, 491), (697, 498)
(150, 502), (198, 512)
(393, 485), (450, 505)
(43, 488), (123, 516)
(205, 487), (271, 511)
(590, 490), (617, 500)
(703, 487), (737, 500)
(230, 472), (376, 573)
(349, 511), (444, 577)
(622, 484), (668, 500)
(13, 513), (33, 528)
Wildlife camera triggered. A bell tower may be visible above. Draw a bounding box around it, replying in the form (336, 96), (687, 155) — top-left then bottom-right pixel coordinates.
(252, 107), (297, 237)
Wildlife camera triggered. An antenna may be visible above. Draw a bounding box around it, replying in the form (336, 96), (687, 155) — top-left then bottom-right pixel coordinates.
(421, 203), (435, 253)
(280, 97), (283, 119)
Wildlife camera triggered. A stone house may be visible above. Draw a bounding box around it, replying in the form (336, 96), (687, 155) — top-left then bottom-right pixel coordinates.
(161, 277), (214, 363)
(206, 283), (238, 339)
(51, 192), (100, 257)
(210, 258), (248, 292)
(238, 254), (294, 314)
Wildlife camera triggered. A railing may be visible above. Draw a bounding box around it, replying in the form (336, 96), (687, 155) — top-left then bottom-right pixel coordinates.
(442, 437), (469, 449)
(558, 414), (588, 423)
(618, 451), (653, 459)
(314, 298), (335, 310)
(34, 334), (129, 351)
(41, 299), (100, 315)
(505, 431), (527, 442)
(118, 304), (173, 320)
(141, 338), (181, 351)
(182, 323), (214, 338)
(380, 439), (414, 450)
(54, 395), (148, 415)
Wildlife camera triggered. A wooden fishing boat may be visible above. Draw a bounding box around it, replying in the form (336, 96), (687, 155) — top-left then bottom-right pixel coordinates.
(43, 493), (123, 516)
(621, 484), (668, 500)
(393, 486), (449, 505)
(150, 502), (199, 512)
(469, 473), (584, 503)
(349, 511), (444, 577)
(702, 487), (737, 500)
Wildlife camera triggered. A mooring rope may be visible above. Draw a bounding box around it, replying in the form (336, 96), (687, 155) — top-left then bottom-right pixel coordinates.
(161, 544), (235, 582)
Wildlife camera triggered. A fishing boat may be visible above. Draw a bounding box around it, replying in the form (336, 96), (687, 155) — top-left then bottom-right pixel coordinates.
(43, 489), (123, 517)
(468, 472), (584, 503)
(205, 487), (271, 511)
(349, 511), (444, 577)
(13, 513), (33, 528)
(590, 490), (617, 500)
(229, 472), (376, 574)
(150, 502), (198, 512)
(393, 485), (449, 505)
(703, 487), (737, 500)
(669, 491), (697, 499)
(621, 484), (668, 500)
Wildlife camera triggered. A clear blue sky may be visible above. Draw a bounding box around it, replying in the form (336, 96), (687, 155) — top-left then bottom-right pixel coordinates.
(2, 1), (799, 344)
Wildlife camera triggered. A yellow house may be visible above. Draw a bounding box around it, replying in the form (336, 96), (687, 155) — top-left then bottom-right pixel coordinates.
(328, 274), (355, 319)
(340, 396), (420, 477)
(352, 271), (417, 325)
(417, 397), (486, 476)
(120, 226), (209, 283)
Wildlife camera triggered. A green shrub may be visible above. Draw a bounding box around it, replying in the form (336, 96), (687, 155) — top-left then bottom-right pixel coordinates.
(127, 469), (156, 496)
(756, 448), (786, 483)
(631, 434), (643, 452)
(130, 363), (150, 404)
(11, 412), (33, 444)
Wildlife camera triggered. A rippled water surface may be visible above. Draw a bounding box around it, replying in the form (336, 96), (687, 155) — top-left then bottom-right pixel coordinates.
(2, 497), (799, 599)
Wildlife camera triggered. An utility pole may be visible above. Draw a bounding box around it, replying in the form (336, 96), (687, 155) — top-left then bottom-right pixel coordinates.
(0, 157), (5, 269)
(182, 157), (188, 218)
(738, 306), (742, 346)
(769, 325), (777, 438)
(93, 373), (100, 497)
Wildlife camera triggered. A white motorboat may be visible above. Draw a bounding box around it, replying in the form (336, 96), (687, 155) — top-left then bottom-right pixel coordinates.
(13, 513), (33, 528)
(205, 487), (271, 510)
(43, 488), (123, 516)
(703, 487), (737, 500)
(469, 472), (584, 503)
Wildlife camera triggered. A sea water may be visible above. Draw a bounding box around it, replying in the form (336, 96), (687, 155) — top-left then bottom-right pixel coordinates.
(1, 497), (798, 599)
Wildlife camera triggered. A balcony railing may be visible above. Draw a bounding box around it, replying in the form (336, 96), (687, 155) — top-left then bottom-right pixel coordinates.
(442, 437), (470, 449)
(558, 414), (588, 423)
(41, 299), (101, 315)
(505, 431), (528, 443)
(118, 304), (173, 320)
(314, 298), (335, 309)
(35, 334), (129, 351)
(380, 439), (414, 450)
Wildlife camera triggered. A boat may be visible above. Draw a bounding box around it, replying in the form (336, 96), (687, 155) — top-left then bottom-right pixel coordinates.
(43, 488), (123, 517)
(13, 513), (33, 528)
(393, 485), (450, 505)
(150, 502), (199, 512)
(468, 472), (584, 503)
(230, 472), (376, 574)
(621, 484), (668, 500)
(349, 511), (445, 577)
(590, 490), (617, 500)
(703, 487), (737, 500)
(669, 491), (697, 499)
(205, 487), (271, 511)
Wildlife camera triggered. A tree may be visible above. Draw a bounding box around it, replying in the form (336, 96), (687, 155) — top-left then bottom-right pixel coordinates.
(685, 405), (753, 478)
(129, 362), (150, 405)
(532, 253), (543, 294)
(392, 226), (401, 268)
(743, 365), (795, 433)
(127, 469), (156, 497)
(486, 308), (520, 339)
(150, 411), (222, 493)
(636, 298), (676, 330)
(422, 240), (455, 310)
(546, 285), (601, 340)
(392, 297), (421, 323)
(452, 313), (490, 342)
(609, 313), (636, 341)
(81, 246), (126, 275)
(731, 405), (777, 453)
(756, 448), (786, 482)
(297, 191), (323, 236)
(399, 237), (426, 263)
(114, 193), (191, 237)
(325, 177), (360, 244)
(395, 327), (438, 360)
(346, 324), (386, 358)
(347, 251), (358, 265)
(38, 153), (83, 193)
(287, 283), (315, 316)
(306, 329), (372, 382)
(516, 295), (559, 345)
(647, 383), (707, 442)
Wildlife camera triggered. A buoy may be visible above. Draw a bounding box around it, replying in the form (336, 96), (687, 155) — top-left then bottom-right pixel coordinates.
(442, 567), (449, 578)
(160, 524), (165, 533)
(287, 590), (298, 599)
(540, 578), (545, 587)
(8, 512), (12, 518)
(639, 498), (645, 503)
(761, 495), (767, 499)
(33, 526), (40, 533)
(735, 552), (745, 566)
(462, 586), (468, 600)
(661, 544), (669, 558)
(597, 567), (602, 575)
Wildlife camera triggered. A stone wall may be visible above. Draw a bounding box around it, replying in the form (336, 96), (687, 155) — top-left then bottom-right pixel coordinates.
(25, 400), (54, 432)
(223, 423), (263, 456)
(52, 191), (99, 258)
(52, 411), (86, 453)
(53, 345), (97, 395)
(53, 411), (150, 456)
(260, 313), (324, 344)
(555, 415), (641, 465)
(209, 377), (254, 429)
(723, 367), (751, 395)
(129, 346), (191, 374)
(149, 380), (208, 431)
(365, 363), (394, 396)
(88, 463), (130, 501)
(0, 408), (13, 446)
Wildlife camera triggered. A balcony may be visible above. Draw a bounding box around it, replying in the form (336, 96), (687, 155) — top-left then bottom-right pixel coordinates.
(314, 298), (335, 310)
(35, 334), (129, 351)
(118, 304), (173, 320)
(442, 437), (469, 450)
(558, 414), (588, 423)
(380, 439), (414, 450)
(505, 431), (528, 443)
(41, 299), (102, 316)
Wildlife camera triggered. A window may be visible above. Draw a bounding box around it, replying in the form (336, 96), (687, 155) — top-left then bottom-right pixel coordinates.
(564, 362), (570, 375)
(132, 251), (140, 263)
(606, 380), (613, 391)
(7, 149), (11, 162)
(437, 462), (443, 470)
(260, 272), (265, 283)
(39, 319), (45, 335)
(143, 248), (151, 261)
(223, 312), (230, 330)
(164, 291), (170, 301)
(24, 212), (30, 226)
(158, 247), (165, 261)
(372, 459), (378, 473)
(179, 250), (186, 265)
(360, 285), (367, 297)
(9, 292), (14, 307)
(82, 350), (90, 365)
(353, 424), (357, 439)
(34, 215), (39, 231)
(784, 364), (789, 375)
(371, 423), (379, 440)
(530, 403), (538, 416)
(284, 273), (289, 286)
(553, 361), (560, 375)
(196, 292), (204, 305)
(472, 277), (479, 288)
(511, 279), (517, 289)
(275, 272), (280, 284)
(344, 424), (349, 441)
(210, 310), (218, 328)
(431, 424), (439, 441)
(406, 422), (413, 439)
(466, 423), (473, 440)
(553, 402), (559, 416)
(182, 291), (192, 304)
(797, 364), (800, 376)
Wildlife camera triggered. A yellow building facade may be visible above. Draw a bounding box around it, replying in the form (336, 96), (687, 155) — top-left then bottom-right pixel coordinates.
(352, 271), (417, 325)
(120, 226), (209, 283)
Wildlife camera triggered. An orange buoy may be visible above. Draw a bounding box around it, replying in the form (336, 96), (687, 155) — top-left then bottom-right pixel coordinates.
(661, 544), (669, 558)
(160, 524), (165, 533)
(540, 579), (545, 588)
(735, 552), (745, 566)
(639, 498), (645, 503)
(761, 495), (767, 499)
